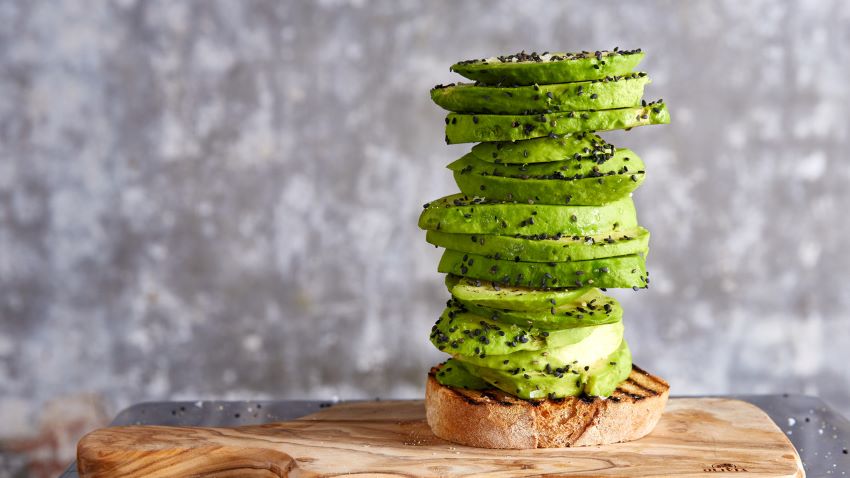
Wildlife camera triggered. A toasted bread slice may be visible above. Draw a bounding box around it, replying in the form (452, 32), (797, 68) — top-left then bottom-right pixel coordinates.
(425, 364), (669, 448)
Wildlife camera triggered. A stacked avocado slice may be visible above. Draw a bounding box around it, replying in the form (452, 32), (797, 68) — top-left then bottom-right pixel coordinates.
(419, 49), (669, 400)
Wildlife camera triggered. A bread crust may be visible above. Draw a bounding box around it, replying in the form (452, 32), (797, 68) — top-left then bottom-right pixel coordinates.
(425, 364), (669, 448)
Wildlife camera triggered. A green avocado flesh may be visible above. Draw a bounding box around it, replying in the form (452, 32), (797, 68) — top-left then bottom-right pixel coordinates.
(434, 359), (490, 390)
(446, 275), (593, 311)
(453, 289), (623, 329)
(418, 194), (637, 236)
(471, 134), (613, 164)
(427, 227), (649, 263)
(584, 339), (632, 397)
(438, 249), (648, 289)
(436, 340), (632, 398)
(430, 304), (621, 356)
(452, 148), (642, 177)
(450, 49), (644, 86)
(445, 102), (669, 144)
(432, 73), (650, 114)
(449, 148), (645, 205)
(432, 304), (631, 398)
(426, 48), (664, 400)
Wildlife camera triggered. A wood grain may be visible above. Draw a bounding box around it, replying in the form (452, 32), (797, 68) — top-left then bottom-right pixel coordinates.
(77, 398), (804, 477)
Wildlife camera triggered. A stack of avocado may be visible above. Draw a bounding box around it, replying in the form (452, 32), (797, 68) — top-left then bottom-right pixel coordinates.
(419, 49), (669, 400)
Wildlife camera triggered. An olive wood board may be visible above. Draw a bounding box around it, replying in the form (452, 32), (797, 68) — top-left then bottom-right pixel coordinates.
(77, 397), (804, 477)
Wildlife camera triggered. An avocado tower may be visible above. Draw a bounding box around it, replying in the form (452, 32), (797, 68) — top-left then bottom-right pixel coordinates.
(419, 49), (671, 449)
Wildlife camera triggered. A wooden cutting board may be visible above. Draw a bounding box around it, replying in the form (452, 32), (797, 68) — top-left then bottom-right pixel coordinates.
(77, 398), (804, 477)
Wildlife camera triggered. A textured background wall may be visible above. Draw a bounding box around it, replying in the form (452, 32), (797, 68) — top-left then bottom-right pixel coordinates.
(1, 0), (850, 473)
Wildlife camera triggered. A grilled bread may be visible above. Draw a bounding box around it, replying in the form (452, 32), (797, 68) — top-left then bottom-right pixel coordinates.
(425, 364), (669, 448)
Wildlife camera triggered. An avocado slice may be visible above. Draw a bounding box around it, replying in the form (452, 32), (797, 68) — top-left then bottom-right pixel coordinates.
(450, 148), (641, 178)
(446, 275), (593, 311)
(454, 170), (643, 206)
(427, 227), (649, 263)
(450, 49), (644, 86)
(456, 329), (629, 399)
(430, 306), (603, 357)
(440, 339), (631, 399)
(455, 290), (622, 329)
(584, 339), (632, 397)
(418, 194), (637, 236)
(432, 73), (650, 114)
(468, 363), (582, 399)
(438, 249), (648, 289)
(471, 134), (612, 164)
(433, 359), (490, 390)
(444, 101), (669, 144)
(449, 148), (646, 205)
(457, 321), (623, 372)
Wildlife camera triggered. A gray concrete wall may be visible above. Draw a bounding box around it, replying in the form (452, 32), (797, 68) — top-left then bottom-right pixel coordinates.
(1, 0), (849, 465)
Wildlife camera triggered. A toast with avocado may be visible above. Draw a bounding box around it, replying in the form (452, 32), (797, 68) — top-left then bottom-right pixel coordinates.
(426, 363), (669, 448)
(418, 48), (670, 448)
